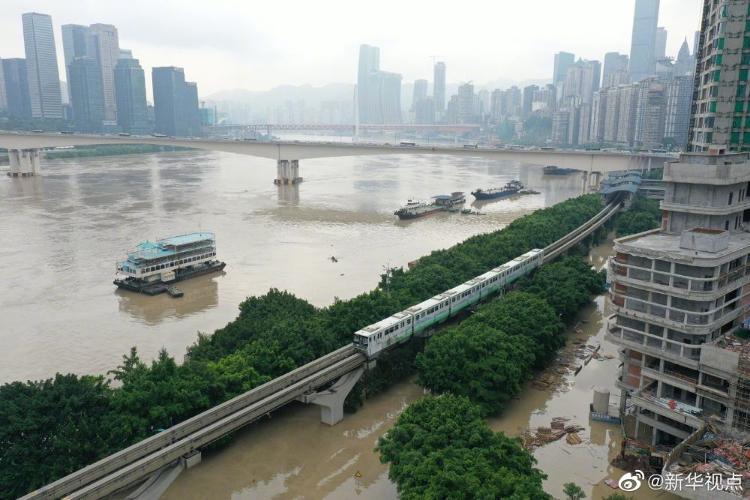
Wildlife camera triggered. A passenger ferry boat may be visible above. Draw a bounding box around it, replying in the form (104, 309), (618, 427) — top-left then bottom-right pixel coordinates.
(114, 232), (226, 295)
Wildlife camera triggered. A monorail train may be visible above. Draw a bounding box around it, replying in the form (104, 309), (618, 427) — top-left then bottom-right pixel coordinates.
(353, 249), (544, 358)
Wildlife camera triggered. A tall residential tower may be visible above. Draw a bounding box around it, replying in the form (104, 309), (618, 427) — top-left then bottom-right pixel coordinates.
(688, 0), (750, 153)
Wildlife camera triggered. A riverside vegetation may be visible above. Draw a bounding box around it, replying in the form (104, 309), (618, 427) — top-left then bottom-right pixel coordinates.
(0, 194), (606, 498)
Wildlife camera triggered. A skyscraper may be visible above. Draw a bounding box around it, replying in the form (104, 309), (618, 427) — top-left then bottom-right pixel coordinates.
(655, 27), (668, 60)
(0, 59), (7, 112)
(22, 12), (62, 119)
(377, 71), (402, 124)
(433, 62), (446, 117)
(114, 57), (149, 134)
(688, 0), (750, 152)
(411, 79), (428, 111)
(628, 0), (660, 82)
(663, 75), (692, 149)
(563, 59), (601, 105)
(89, 24), (120, 124)
(457, 83), (474, 123)
(2, 59), (31, 118)
(357, 44), (379, 124)
(68, 57), (104, 132)
(522, 84), (539, 118)
(553, 51), (575, 87)
(633, 79), (666, 149)
(61, 24), (93, 101)
(152, 66), (201, 137)
(603, 52), (630, 89)
(432, 62), (445, 117)
(673, 39), (694, 76)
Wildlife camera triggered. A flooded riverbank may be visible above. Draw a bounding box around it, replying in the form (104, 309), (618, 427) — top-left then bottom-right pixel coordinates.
(164, 238), (677, 499)
(0, 151), (586, 383)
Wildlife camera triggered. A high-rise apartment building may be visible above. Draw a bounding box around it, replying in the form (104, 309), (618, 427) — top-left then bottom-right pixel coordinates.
(603, 52), (630, 89)
(411, 79), (428, 111)
(688, 0), (750, 153)
(633, 80), (666, 149)
(655, 27), (668, 60)
(152, 66), (201, 137)
(375, 71), (402, 124)
(114, 57), (149, 134)
(629, 0), (661, 82)
(355, 45), (401, 124)
(553, 52), (575, 87)
(457, 83), (475, 124)
(433, 61), (446, 117)
(68, 57), (104, 132)
(2, 59), (31, 118)
(22, 12), (62, 119)
(664, 75), (693, 149)
(522, 84), (539, 118)
(563, 59), (601, 105)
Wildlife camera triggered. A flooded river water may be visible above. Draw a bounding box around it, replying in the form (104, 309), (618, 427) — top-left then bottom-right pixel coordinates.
(2, 149), (642, 499)
(1, 151), (585, 383)
(163, 240), (678, 500)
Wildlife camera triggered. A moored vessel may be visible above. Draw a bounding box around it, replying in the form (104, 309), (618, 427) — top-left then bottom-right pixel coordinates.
(394, 192), (466, 220)
(471, 180), (524, 200)
(114, 232), (226, 296)
(543, 165), (576, 175)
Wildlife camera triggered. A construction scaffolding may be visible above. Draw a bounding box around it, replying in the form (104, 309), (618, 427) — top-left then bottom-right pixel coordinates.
(732, 357), (750, 432)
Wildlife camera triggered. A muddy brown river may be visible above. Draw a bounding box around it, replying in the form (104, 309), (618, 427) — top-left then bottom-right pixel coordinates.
(2, 150), (645, 499)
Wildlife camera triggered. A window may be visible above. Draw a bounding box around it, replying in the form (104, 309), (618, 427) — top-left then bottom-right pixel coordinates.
(729, 192), (734, 205)
(710, 101), (718, 113)
(741, 69), (749, 82)
(736, 101), (745, 113)
(732, 132), (741, 144)
(726, 220), (730, 230)
(734, 117), (743, 129)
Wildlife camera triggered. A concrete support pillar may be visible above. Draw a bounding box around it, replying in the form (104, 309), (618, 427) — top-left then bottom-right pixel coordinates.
(273, 159), (303, 185)
(298, 367), (364, 425)
(7, 148), (41, 177)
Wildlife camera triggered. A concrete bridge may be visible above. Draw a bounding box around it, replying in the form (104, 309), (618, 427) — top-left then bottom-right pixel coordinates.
(0, 131), (674, 182)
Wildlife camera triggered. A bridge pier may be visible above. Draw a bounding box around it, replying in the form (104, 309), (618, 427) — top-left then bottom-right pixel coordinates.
(7, 148), (41, 177)
(298, 366), (364, 425)
(274, 159), (303, 185)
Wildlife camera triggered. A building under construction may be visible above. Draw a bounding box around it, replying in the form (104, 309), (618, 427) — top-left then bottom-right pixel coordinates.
(607, 153), (750, 447)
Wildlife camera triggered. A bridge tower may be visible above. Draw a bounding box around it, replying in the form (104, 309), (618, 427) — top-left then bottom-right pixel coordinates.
(274, 159), (303, 185)
(7, 148), (42, 177)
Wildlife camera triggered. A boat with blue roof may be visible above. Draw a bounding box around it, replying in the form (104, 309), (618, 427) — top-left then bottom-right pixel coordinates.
(114, 232), (226, 296)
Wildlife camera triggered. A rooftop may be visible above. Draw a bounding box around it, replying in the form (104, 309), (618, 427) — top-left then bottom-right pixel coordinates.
(127, 232), (215, 261)
(616, 229), (750, 264)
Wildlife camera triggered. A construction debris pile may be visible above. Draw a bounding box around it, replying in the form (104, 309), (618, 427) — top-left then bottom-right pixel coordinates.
(522, 418), (585, 450)
(612, 438), (664, 476)
(667, 424), (750, 495)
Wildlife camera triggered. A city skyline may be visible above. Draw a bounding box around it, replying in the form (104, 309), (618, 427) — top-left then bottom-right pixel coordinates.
(0, 0), (702, 98)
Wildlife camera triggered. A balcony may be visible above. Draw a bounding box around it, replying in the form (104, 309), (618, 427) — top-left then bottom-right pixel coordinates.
(661, 199), (750, 216)
(631, 389), (704, 429)
(636, 412), (691, 441)
(606, 325), (701, 368)
(641, 366), (698, 392)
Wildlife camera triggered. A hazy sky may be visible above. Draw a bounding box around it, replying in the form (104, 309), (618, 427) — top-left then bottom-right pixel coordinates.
(1, 0), (703, 98)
